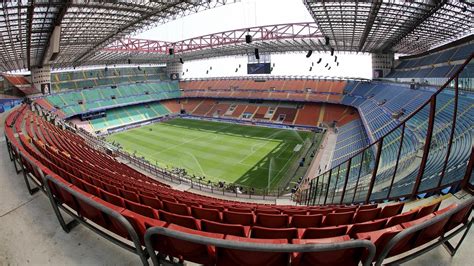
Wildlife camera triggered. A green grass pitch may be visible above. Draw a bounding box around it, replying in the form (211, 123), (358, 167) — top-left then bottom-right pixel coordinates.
(107, 118), (317, 189)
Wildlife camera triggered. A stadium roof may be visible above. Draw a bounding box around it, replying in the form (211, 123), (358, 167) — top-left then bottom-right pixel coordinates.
(0, 0), (472, 72)
(303, 0), (473, 54)
(0, 0), (235, 72)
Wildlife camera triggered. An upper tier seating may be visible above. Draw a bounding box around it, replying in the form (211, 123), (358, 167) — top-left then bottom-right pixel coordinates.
(51, 67), (167, 91)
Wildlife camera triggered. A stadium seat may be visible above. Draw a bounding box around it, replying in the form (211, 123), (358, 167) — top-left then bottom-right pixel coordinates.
(201, 219), (250, 237)
(120, 189), (140, 203)
(282, 209), (308, 216)
(125, 199), (159, 219)
(352, 208), (381, 223)
(289, 214), (323, 228)
(308, 209), (332, 216)
(445, 202), (473, 231)
(191, 206), (222, 222)
(223, 210), (254, 226)
(216, 235), (289, 266)
(347, 219), (387, 238)
(385, 209), (418, 227)
(158, 210), (200, 230)
(139, 195), (162, 210)
(100, 189), (125, 207)
(322, 211), (354, 226)
(81, 181), (101, 197)
(379, 202), (405, 219)
(300, 225), (348, 239)
(227, 206), (254, 213)
(333, 206), (358, 213)
(414, 201), (441, 219)
(411, 208), (454, 247)
(255, 208), (281, 215)
(149, 223), (224, 265)
(162, 200), (191, 216)
(291, 235), (365, 266)
(358, 204), (378, 210)
(251, 226), (298, 240)
(255, 213), (289, 228)
(121, 209), (166, 244)
(356, 225), (404, 259)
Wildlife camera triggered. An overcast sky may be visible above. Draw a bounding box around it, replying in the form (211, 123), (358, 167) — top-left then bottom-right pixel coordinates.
(138, 0), (373, 79)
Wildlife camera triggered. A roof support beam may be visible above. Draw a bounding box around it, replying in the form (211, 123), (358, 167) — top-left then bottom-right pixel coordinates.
(380, 0), (446, 52)
(38, 1), (71, 67)
(26, 1), (34, 70)
(358, 1), (381, 52)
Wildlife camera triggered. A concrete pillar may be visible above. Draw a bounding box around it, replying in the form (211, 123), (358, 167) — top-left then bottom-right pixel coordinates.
(372, 53), (394, 79)
(31, 65), (52, 94)
(166, 61), (183, 80)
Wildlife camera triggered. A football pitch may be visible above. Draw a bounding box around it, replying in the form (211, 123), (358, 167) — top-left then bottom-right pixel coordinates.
(107, 118), (319, 189)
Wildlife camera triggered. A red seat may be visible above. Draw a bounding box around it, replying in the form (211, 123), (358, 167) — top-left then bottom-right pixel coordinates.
(121, 209), (166, 244)
(379, 202), (404, 219)
(347, 219), (387, 238)
(385, 209), (417, 227)
(353, 208), (381, 223)
(125, 200), (158, 219)
(356, 225), (403, 259)
(358, 204), (378, 210)
(223, 210), (254, 226)
(227, 206), (253, 213)
(415, 201), (441, 219)
(202, 203), (226, 212)
(300, 225), (348, 239)
(120, 189), (140, 203)
(289, 214), (323, 228)
(411, 208), (454, 247)
(100, 189), (125, 207)
(291, 235), (364, 266)
(191, 206), (222, 222)
(282, 209), (307, 216)
(308, 209), (332, 216)
(82, 181), (101, 197)
(255, 213), (289, 228)
(445, 201), (473, 231)
(255, 209), (281, 215)
(322, 211), (354, 226)
(333, 206), (358, 213)
(163, 200), (190, 216)
(139, 195), (162, 210)
(251, 226), (298, 240)
(158, 210), (200, 230)
(201, 219), (250, 237)
(149, 223), (224, 265)
(216, 235), (289, 266)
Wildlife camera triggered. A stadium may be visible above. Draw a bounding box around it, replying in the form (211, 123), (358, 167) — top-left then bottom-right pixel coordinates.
(0, 0), (472, 265)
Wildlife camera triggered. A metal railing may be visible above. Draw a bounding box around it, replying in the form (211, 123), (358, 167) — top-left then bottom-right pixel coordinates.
(144, 227), (376, 266)
(297, 54), (474, 205)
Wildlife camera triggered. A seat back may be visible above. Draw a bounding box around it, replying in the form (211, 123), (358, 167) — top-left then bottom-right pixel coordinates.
(139, 195), (162, 210)
(163, 200), (190, 216)
(348, 219), (387, 238)
(223, 210), (254, 226)
(308, 209), (332, 216)
(385, 209), (417, 227)
(415, 201), (441, 219)
(379, 202), (404, 219)
(290, 214), (323, 228)
(302, 225), (348, 239)
(358, 204), (378, 210)
(149, 224), (224, 265)
(216, 235), (289, 266)
(191, 206), (222, 222)
(125, 200), (157, 219)
(251, 226), (298, 240)
(445, 201), (473, 231)
(355, 225), (403, 259)
(256, 213), (289, 228)
(292, 235), (365, 266)
(323, 211), (354, 226)
(201, 219), (249, 237)
(158, 210), (199, 230)
(333, 206), (358, 213)
(353, 208), (381, 223)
